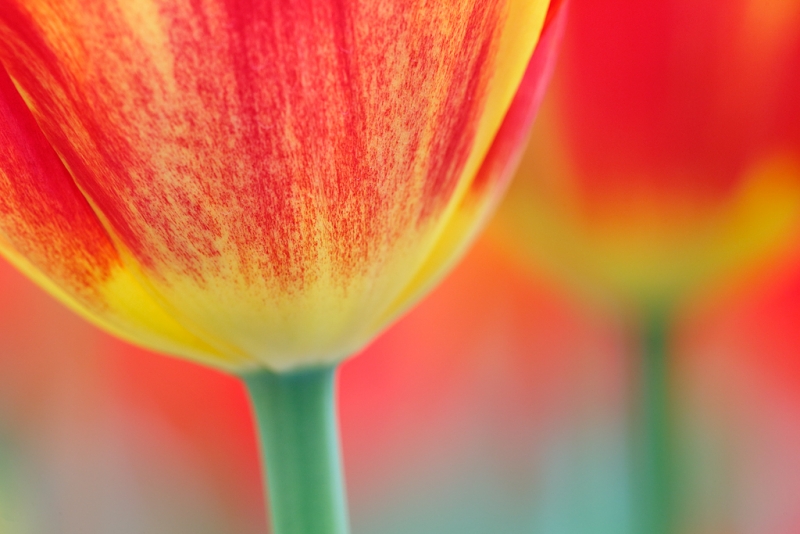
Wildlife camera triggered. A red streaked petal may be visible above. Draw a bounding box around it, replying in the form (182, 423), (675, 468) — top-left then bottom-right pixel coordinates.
(0, 65), (117, 301)
(0, 0), (550, 370)
(0, 65), (248, 369)
(0, 0), (517, 288)
(376, 0), (567, 328)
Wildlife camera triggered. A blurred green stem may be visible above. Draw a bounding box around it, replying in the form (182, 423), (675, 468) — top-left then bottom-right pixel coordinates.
(244, 365), (349, 534)
(636, 306), (675, 534)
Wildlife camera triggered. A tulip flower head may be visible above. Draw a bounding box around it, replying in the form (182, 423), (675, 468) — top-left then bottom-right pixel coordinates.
(492, 0), (800, 308)
(0, 0), (561, 372)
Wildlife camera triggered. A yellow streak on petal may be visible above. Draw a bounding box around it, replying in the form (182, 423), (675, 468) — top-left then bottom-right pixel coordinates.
(99, 266), (256, 371)
(365, 0), (550, 339)
(370, 194), (494, 335)
(0, 239), (249, 372)
(146, 227), (440, 372)
(115, 0), (176, 91)
(439, 0), (548, 227)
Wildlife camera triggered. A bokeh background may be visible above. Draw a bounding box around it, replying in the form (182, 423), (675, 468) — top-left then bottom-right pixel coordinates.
(2, 237), (800, 534)
(2, 0), (800, 533)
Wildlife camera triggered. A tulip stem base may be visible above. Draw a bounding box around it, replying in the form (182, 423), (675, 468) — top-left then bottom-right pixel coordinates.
(634, 306), (675, 534)
(244, 365), (349, 534)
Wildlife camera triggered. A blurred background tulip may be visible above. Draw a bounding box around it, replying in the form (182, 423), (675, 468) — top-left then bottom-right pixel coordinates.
(487, 0), (800, 532)
(490, 0), (800, 308)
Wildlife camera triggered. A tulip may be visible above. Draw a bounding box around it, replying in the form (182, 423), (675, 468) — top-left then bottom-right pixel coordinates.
(0, 0), (564, 532)
(495, 0), (800, 309)
(489, 0), (800, 532)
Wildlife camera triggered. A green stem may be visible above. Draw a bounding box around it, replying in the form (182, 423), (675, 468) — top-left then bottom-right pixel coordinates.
(243, 365), (349, 534)
(635, 306), (675, 534)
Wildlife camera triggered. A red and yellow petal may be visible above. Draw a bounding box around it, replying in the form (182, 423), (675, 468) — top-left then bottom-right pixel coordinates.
(0, 66), (249, 370)
(378, 0), (567, 329)
(0, 0), (549, 370)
